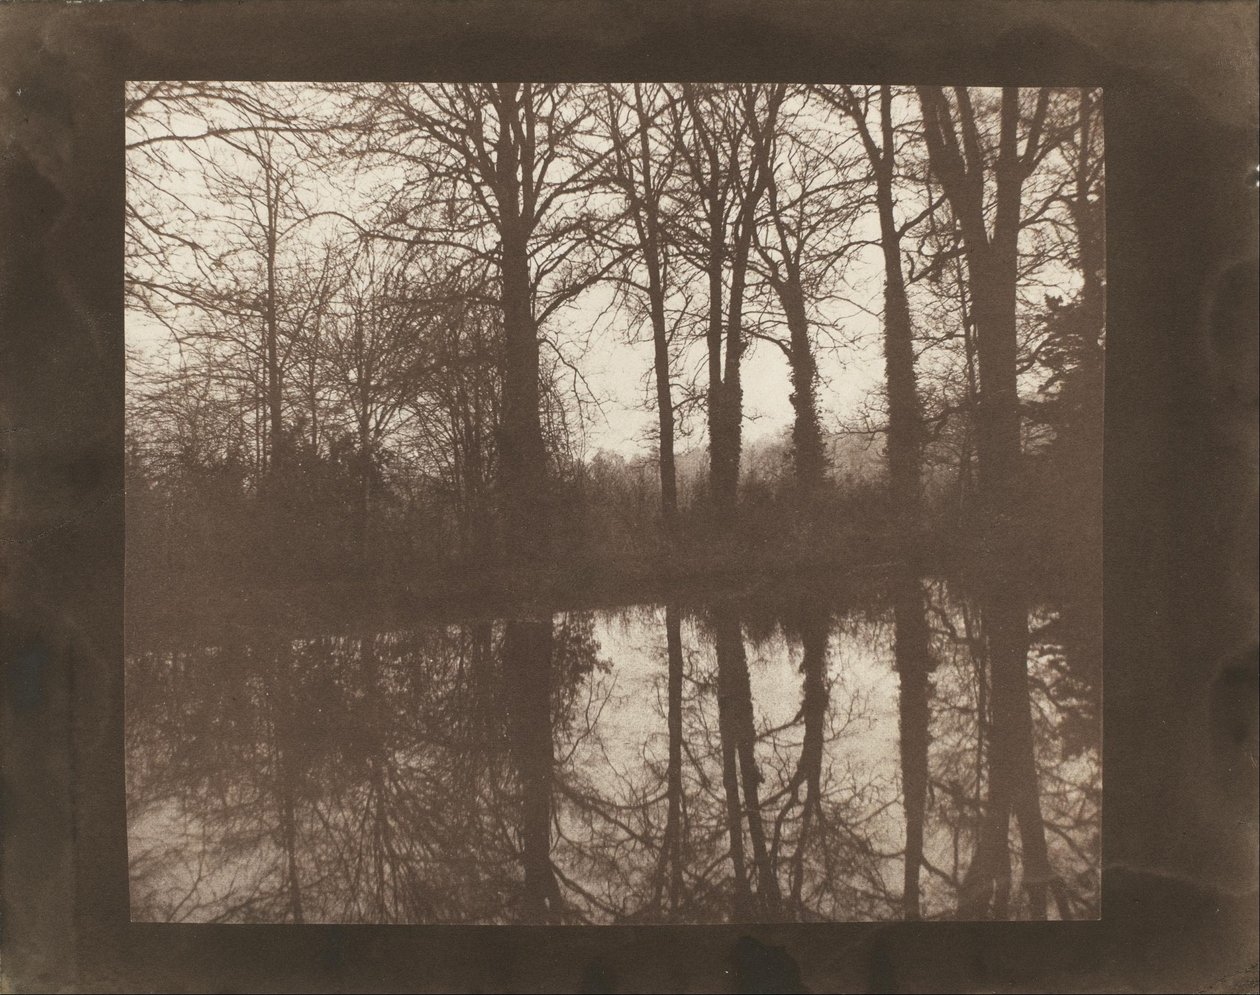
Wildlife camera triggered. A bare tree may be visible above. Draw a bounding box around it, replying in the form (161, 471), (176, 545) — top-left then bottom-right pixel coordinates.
(749, 87), (864, 498)
(347, 83), (616, 563)
(401, 279), (502, 565)
(318, 239), (444, 558)
(126, 83), (332, 482)
(666, 84), (784, 522)
(816, 85), (939, 532)
(599, 83), (686, 531)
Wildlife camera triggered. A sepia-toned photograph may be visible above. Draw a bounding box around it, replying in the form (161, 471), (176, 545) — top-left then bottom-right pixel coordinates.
(5, 0), (1259, 988)
(122, 82), (1104, 926)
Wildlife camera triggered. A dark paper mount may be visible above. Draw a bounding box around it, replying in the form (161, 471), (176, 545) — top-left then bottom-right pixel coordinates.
(1, 2), (1256, 991)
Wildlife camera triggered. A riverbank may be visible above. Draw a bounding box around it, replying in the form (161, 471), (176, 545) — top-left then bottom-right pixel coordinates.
(124, 547), (932, 649)
(123, 519), (1093, 649)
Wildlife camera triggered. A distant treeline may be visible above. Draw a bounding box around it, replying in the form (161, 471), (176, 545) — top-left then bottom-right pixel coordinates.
(125, 411), (1096, 606)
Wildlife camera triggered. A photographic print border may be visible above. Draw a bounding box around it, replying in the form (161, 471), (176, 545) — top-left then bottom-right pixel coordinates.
(2, 1), (1257, 990)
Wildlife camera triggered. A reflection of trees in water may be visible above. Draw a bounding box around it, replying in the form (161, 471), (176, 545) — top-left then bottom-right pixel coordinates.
(766, 605), (902, 922)
(127, 638), (317, 923)
(505, 617), (562, 923)
(553, 603), (903, 923)
(715, 604), (781, 919)
(920, 581), (1100, 920)
(127, 615), (611, 923)
(129, 627), (520, 922)
(954, 579), (1054, 919)
(126, 588), (1099, 923)
(890, 567), (935, 920)
(772, 609), (827, 911)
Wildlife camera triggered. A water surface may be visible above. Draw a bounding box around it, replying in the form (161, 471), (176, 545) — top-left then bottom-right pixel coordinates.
(126, 584), (1100, 923)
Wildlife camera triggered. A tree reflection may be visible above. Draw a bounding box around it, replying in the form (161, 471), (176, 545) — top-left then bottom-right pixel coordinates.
(891, 567), (934, 921)
(772, 608), (828, 912)
(126, 585), (1099, 924)
(713, 603), (782, 920)
(919, 581), (1100, 920)
(952, 582), (1055, 920)
(504, 617), (563, 922)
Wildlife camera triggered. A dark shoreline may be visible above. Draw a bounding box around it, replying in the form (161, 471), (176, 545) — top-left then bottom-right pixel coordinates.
(125, 556), (916, 646)
(121, 538), (1094, 650)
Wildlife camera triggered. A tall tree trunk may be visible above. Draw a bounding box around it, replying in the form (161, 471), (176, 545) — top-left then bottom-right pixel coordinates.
(691, 85), (778, 526)
(704, 220), (728, 519)
(1071, 88), (1105, 340)
(499, 217), (546, 563)
(357, 410), (372, 562)
(713, 203), (756, 519)
(495, 85), (548, 566)
(306, 311), (321, 453)
(830, 85), (922, 529)
(631, 85), (679, 531)
(779, 280), (826, 496)
(649, 258), (678, 529)
(874, 88), (922, 534)
(968, 244), (1022, 533)
(675, 84), (728, 527)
